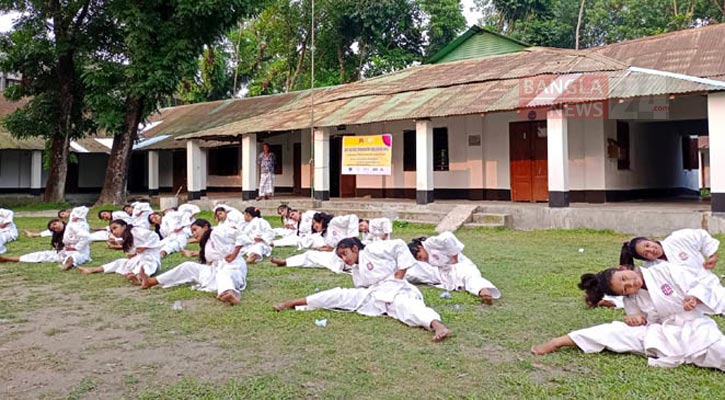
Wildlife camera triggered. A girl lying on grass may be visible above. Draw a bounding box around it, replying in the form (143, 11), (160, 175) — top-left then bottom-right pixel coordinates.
(0, 218), (90, 270)
(275, 237), (451, 342)
(531, 262), (725, 371)
(138, 219), (247, 306)
(406, 232), (500, 305)
(78, 219), (161, 284)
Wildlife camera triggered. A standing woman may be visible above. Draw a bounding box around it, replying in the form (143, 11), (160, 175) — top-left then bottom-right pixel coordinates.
(148, 210), (189, 258)
(270, 213), (359, 273)
(275, 238), (451, 342)
(237, 207), (275, 264)
(0, 208), (18, 254)
(79, 219), (161, 283)
(0, 218), (91, 270)
(256, 143), (276, 201)
(138, 219), (247, 305)
(407, 232), (500, 304)
(531, 262), (725, 371)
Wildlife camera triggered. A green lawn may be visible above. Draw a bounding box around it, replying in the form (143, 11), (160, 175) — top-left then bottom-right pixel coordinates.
(1, 214), (724, 399)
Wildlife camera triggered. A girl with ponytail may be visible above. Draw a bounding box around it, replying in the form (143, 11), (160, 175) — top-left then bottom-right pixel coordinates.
(79, 219), (162, 284)
(235, 207), (275, 264)
(0, 218), (91, 270)
(138, 219), (247, 306)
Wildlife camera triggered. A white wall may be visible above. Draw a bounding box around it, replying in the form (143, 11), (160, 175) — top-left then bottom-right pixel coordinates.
(567, 118), (606, 190)
(77, 153), (108, 188)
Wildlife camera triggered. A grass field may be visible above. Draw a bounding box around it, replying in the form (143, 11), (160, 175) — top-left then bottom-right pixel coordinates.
(1, 211), (724, 399)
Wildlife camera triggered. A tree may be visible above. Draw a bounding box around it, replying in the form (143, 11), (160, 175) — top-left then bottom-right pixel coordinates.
(0, 1), (103, 202)
(92, 0), (256, 205)
(418, 0), (467, 58)
(177, 46), (234, 104)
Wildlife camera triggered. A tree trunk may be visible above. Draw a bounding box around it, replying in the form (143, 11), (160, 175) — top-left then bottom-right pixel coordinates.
(42, 134), (70, 202)
(95, 96), (145, 205)
(575, 0), (586, 50)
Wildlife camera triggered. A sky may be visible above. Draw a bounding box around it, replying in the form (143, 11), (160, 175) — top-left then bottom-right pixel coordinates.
(0, 3), (482, 33)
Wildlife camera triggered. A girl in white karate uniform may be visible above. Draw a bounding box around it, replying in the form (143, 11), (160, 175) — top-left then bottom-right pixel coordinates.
(138, 219), (247, 305)
(275, 237), (451, 342)
(79, 219), (161, 283)
(532, 262), (725, 371)
(130, 202), (153, 230)
(406, 232), (500, 304)
(359, 218), (393, 243)
(91, 209), (133, 242)
(595, 229), (724, 311)
(213, 204), (246, 230)
(149, 210), (189, 258)
(0, 208), (18, 254)
(177, 203), (200, 238)
(23, 206), (91, 238)
(237, 207), (275, 264)
(270, 213), (359, 273)
(272, 209), (318, 248)
(272, 205), (297, 237)
(0, 218), (91, 270)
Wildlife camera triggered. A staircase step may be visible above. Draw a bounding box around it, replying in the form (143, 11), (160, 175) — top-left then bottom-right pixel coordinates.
(470, 213), (512, 226)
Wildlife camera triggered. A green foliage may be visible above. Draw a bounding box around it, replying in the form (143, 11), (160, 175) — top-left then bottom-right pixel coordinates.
(419, 0), (468, 57)
(177, 46), (234, 104)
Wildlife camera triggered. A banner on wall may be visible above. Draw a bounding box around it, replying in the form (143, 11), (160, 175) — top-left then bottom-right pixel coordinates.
(341, 134), (392, 175)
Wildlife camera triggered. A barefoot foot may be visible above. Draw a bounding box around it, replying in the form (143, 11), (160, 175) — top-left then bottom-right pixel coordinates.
(125, 273), (141, 285)
(274, 301), (295, 311)
(217, 290), (241, 305)
(78, 267), (98, 274)
(139, 269), (153, 289)
(531, 342), (557, 355)
(246, 254), (258, 264)
(431, 321), (451, 342)
(270, 257), (286, 267)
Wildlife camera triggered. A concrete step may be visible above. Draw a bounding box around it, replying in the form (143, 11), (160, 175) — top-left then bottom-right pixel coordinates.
(470, 213), (512, 226)
(462, 222), (509, 229)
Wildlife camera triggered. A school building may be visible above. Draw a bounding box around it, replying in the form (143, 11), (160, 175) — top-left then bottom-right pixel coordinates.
(1, 24), (724, 214)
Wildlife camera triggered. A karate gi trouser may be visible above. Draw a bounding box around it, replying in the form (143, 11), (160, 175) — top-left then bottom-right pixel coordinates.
(273, 228), (296, 237)
(273, 235), (299, 248)
(446, 260), (501, 299)
(306, 282), (441, 330)
(102, 255), (159, 276)
(156, 261), (247, 297)
(286, 250), (344, 273)
(569, 321), (725, 371)
(0, 231), (17, 254)
(241, 242), (272, 259)
(89, 230), (109, 242)
(19, 249), (90, 266)
(160, 235), (188, 255)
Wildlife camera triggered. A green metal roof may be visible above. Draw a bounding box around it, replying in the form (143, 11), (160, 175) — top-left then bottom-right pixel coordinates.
(426, 26), (529, 64)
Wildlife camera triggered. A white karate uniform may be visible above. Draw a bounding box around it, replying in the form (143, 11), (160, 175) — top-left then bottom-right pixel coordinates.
(39, 230), (53, 237)
(568, 262), (725, 370)
(272, 210), (317, 248)
(273, 216), (298, 237)
(413, 232), (501, 298)
(19, 223), (91, 266)
(157, 210), (189, 255)
(68, 206), (90, 231)
(155, 225), (247, 297)
(285, 215), (359, 272)
(237, 217), (275, 259)
(102, 227), (161, 276)
(305, 240), (442, 330)
(214, 205), (246, 231)
(0, 208), (18, 255)
(131, 202), (153, 230)
(361, 218), (393, 243)
(177, 203), (200, 238)
(92, 210), (133, 242)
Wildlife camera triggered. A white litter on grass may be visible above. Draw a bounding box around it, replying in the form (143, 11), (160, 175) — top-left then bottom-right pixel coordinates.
(171, 301), (183, 311)
(453, 304), (461, 311)
(314, 319), (328, 327)
(440, 291), (452, 299)
(578, 248), (585, 253)
(314, 288), (320, 293)
(295, 305), (310, 311)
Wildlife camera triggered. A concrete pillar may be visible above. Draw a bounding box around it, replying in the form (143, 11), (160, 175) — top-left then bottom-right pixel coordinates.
(241, 133), (258, 200)
(547, 108), (569, 207)
(415, 119), (434, 204)
(313, 127), (330, 201)
(30, 150), (42, 196)
(301, 129), (312, 196)
(186, 140), (203, 200)
(148, 150), (159, 196)
(709, 92), (725, 212)
(200, 146), (208, 196)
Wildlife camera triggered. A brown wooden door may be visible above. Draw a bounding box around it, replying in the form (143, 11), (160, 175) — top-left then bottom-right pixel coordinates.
(338, 137), (356, 197)
(293, 142), (301, 195)
(509, 121), (548, 202)
(172, 150), (187, 194)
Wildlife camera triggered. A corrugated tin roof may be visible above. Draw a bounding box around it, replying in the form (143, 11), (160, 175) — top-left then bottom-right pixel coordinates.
(0, 94), (45, 150)
(180, 68), (725, 140)
(588, 23), (725, 79)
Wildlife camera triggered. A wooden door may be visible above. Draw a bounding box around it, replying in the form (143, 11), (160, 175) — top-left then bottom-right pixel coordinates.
(330, 136), (356, 198)
(172, 150), (187, 194)
(509, 121), (548, 202)
(293, 142), (301, 195)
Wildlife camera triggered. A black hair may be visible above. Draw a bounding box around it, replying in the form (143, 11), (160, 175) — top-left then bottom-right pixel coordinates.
(149, 212), (162, 239)
(122, 204), (133, 215)
(98, 209), (113, 221)
(407, 237), (427, 257)
(277, 204), (290, 223)
(244, 207), (262, 219)
(336, 237), (365, 253)
(57, 209), (68, 219)
(111, 219), (134, 253)
(312, 212), (333, 236)
(579, 268), (619, 308)
(619, 237), (649, 266)
(47, 218), (65, 251)
(193, 219), (213, 264)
